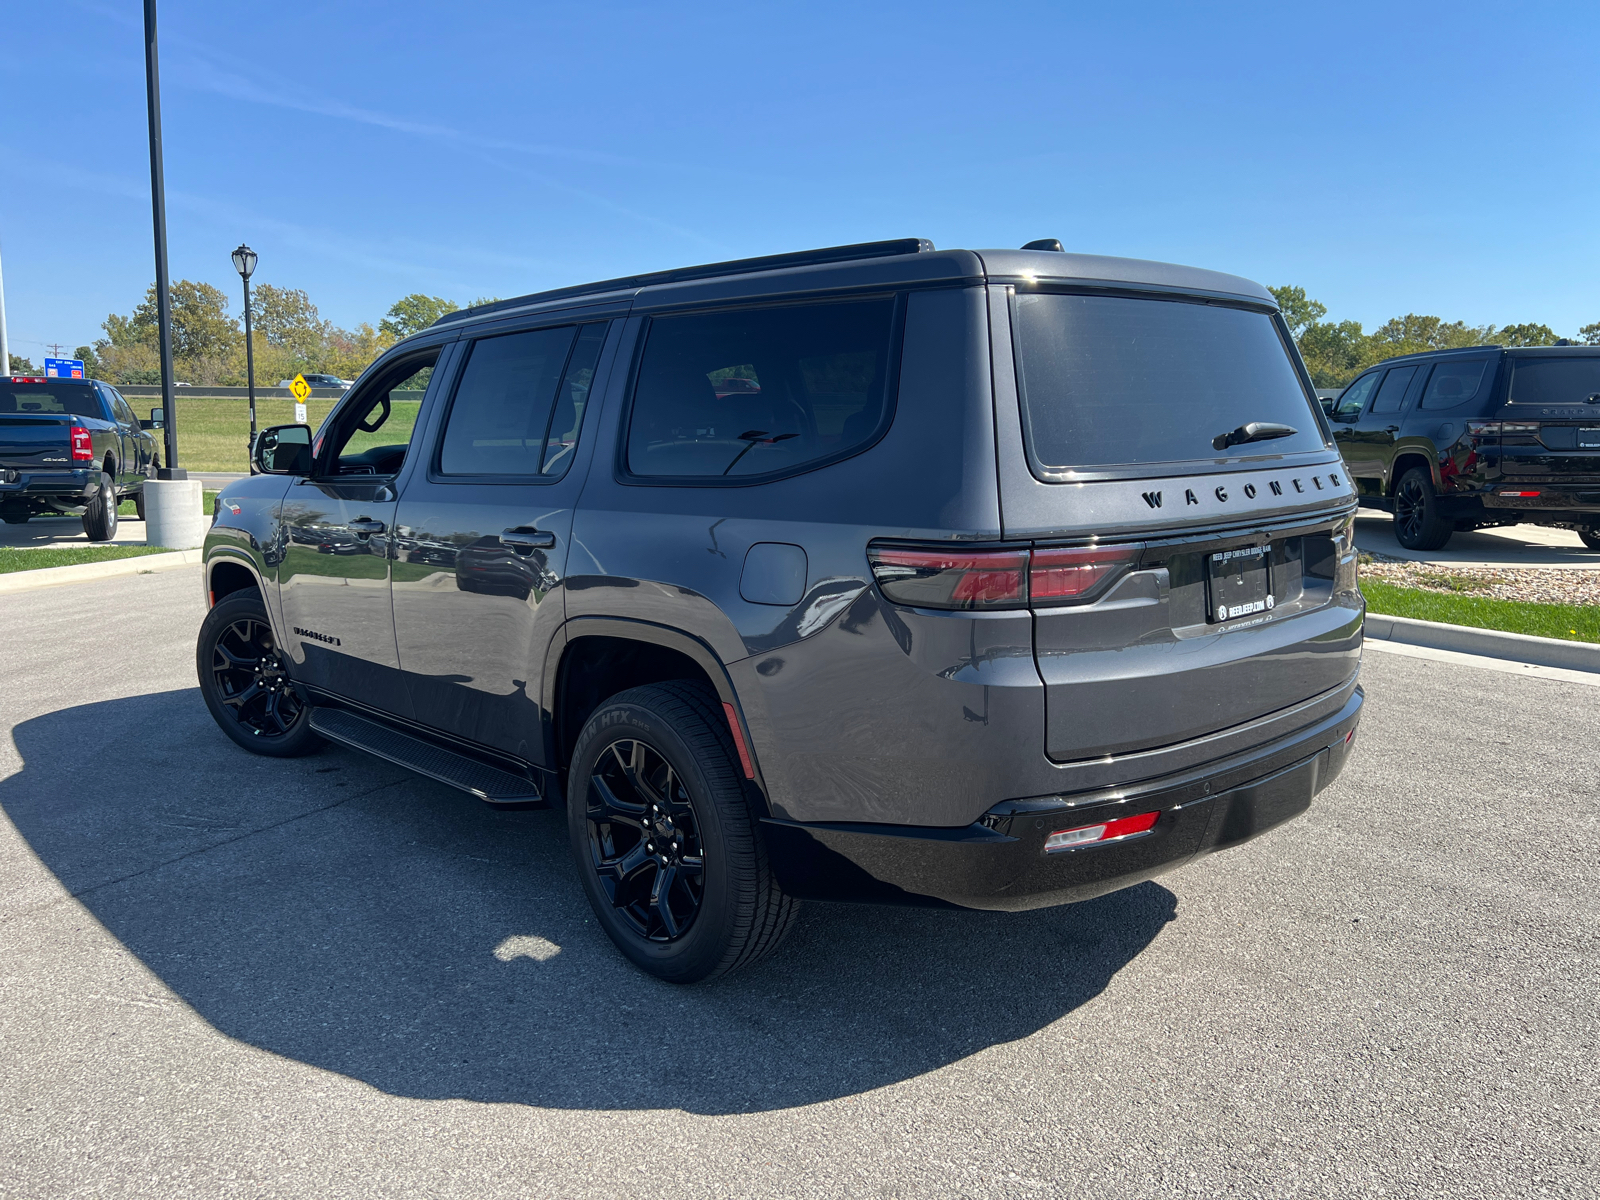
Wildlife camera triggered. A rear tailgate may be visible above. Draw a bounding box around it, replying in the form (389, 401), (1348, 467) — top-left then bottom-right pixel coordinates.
(1496, 355), (1600, 487)
(0, 415), (75, 469)
(984, 282), (1362, 765)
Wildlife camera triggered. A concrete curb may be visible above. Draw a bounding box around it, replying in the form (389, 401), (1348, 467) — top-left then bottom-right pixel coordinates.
(1364, 611), (1600, 674)
(0, 549), (202, 594)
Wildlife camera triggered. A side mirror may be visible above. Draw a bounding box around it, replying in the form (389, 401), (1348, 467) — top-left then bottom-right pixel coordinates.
(253, 423), (314, 475)
(148, 408), (166, 428)
(1317, 397), (1337, 416)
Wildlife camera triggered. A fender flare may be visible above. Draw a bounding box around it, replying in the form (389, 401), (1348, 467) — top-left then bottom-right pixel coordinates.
(545, 615), (768, 797)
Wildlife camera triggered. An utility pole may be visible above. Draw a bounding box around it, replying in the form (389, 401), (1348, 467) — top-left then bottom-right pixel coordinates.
(0, 238), (10, 375)
(144, 0), (183, 477)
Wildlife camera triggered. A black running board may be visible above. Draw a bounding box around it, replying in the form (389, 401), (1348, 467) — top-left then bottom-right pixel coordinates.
(309, 707), (544, 807)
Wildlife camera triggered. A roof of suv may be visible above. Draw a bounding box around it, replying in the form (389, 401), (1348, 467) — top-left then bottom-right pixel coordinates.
(429, 239), (1276, 331)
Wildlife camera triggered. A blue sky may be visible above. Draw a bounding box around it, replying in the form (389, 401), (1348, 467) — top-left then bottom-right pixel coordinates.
(2, 0), (1598, 359)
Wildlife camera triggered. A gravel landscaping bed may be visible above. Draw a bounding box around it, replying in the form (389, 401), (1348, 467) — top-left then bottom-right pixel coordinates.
(1360, 553), (1600, 606)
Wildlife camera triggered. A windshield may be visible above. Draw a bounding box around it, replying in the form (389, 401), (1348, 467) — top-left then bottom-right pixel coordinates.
(1012, 293), (1326, 472)
(1507, 357), (1600, 406)
(0, 382), (107, 421)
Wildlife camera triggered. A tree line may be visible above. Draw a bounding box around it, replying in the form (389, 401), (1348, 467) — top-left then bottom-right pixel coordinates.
(1269, 286), (1600, 388)
(8, 285), (493, 387)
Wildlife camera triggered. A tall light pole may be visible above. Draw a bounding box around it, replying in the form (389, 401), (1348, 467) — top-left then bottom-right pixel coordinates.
(232, 244), (258, 462)
(0, 238), (10, 375)
(144, 0), (183, 478)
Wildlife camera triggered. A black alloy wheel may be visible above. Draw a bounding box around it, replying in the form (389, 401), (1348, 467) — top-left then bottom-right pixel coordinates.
(567, 681), (798, 983)
(1580, 530), (1600, 551)
(196, 589), (324, 757)
(1393, 467), (1453, 551)
(585, 738), (706, 941)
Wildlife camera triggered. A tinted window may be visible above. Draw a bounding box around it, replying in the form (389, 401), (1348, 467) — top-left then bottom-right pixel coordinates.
(0, 382), (107, 420)
(1419, 358), (1493, 410)
(1335, 372), (1380, 418)
(540, 324), (607, 478)
(439, 327), (576, 476)
(1012, 294), (1324, 470)
(1370, 366), (1417, 415)
(1508, 357), (1600, 406)
(627, 297), (896, 479)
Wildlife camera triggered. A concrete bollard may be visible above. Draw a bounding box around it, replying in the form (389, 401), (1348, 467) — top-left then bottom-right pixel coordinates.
(143, 478), (206, 550)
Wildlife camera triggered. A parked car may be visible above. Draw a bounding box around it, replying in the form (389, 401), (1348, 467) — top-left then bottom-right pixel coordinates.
(0, 375), (160, 536)
(1326, 346), (1600, 550)
(197, 239), (1364, 982)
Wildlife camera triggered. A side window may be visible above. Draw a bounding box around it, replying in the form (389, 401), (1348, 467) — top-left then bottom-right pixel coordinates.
(438, 326), (578, 477)
(540, 323), (608, 478)
(1419, 358), (1493, 411)
(1370, 366), (1418, 415)
(112, 392), (139, 424)
(626, 296), (897, 479)
(1334, 372), (1380, 418)
(322, 350), (439, 476)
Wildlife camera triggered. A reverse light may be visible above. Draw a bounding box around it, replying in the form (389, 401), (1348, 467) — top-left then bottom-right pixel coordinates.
(69, 425), (94, 462)
(1044, 810), (1160, 853)
(867, 542), (1142, 610)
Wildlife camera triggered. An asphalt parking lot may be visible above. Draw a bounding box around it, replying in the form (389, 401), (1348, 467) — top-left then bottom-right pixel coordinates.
(2, 571), (1596, 1199)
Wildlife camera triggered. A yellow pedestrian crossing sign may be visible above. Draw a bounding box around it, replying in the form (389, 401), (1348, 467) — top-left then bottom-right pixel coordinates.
(289, 374), (311, 402)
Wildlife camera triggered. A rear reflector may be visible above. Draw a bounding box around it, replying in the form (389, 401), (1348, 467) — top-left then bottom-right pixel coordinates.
(868, 542), (1142, 610)
(1043, 809), (1159, 853)
(1498, 490), (1541, 497)
(70, 425), (94, 462)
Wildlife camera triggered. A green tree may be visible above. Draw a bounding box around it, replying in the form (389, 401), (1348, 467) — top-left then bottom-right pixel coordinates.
(130, 280), (241, 361)
(380, 294), (458, 338)
(1497, 322), (1558, 347)
(73, 345), (100, 378)
(1268, 285), (1327, 339)
(1297, 319), (1370, 388)
(1579, 322), (1600, 345)
(8, 353), (39, 374)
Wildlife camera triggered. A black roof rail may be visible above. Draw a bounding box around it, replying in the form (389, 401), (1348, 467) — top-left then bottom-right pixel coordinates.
(431, 238), (936, 327)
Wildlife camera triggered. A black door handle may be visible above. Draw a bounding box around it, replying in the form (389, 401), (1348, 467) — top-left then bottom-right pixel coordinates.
(1385, 425), (1400, 433)
(348, 517), (386, 534)
(500, 527), (555, 553)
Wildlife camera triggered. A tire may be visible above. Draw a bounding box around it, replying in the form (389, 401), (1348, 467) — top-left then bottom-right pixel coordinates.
(81, 472), (118, 542)
(133, 486), (147, 522)
(1393, 467), (1453, 551)
(1, 513), (28, 525)
(196, 589), (324, 757)
(567, 681), (798, 983)
(1579, 530), (1600, 552)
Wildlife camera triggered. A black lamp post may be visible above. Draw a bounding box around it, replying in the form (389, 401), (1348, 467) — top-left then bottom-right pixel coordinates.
(231, 244), (258, 459)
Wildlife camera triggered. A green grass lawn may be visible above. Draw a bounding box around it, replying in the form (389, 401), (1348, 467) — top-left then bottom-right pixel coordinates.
(0, 545), (174, 574)
(164, 397), (419, 472)
(1362, 579), (1600, 644)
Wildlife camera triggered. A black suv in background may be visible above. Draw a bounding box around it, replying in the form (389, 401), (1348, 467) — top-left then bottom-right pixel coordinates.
(198, 239), (1363, 982)
(1327, 346), (1600, 550)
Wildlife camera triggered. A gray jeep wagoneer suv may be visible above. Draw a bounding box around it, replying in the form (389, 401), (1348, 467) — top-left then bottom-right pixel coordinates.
(198, 239), (1364, 981)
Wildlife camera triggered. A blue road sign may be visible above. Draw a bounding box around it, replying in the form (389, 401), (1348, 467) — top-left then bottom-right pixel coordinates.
(44, 358), (86, 379)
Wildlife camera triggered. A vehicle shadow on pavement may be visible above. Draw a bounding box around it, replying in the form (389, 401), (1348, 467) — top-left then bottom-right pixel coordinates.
(3, 689), (1177, 1115)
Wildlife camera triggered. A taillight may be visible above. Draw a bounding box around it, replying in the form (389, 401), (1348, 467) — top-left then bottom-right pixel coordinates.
(1044, 810), (1160, 853)
(867, 543), (1142, 610)
(70, 426), (94, 462)
(1467, 420), (1538, 438)
(868, 547), (1028, 610)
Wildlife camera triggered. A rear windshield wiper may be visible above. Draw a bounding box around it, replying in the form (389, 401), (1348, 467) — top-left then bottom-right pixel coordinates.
(1213, 422), (1298, 452)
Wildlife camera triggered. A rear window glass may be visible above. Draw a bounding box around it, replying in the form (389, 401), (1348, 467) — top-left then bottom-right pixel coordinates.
(1419, 358), (1494, 410)
(1508, 357), (1600, 406)
(0, 383), (107, 421)
(1370, 365), (1417, 415)
(1012, 294), (1324, 472)
(627, 297), (896, 479)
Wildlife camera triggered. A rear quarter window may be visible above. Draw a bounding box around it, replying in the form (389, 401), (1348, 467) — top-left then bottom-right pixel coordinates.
(625, 296), (898, 481)
(1011, 292), (1325, 473)
(1419, 358), (1494, 410)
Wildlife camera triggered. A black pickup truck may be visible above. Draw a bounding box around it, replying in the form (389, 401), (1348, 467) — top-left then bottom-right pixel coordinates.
(0, 376), (160, 539)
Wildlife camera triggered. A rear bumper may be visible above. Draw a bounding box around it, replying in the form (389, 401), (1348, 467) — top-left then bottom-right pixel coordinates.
(761, 686), (1362, 911)
(1479, 484), (1600, 520)
(0, 469), (98, 502)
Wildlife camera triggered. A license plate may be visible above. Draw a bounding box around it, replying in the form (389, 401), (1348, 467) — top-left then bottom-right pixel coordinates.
(1208, 545), (1274, 623)
(1580, 427), (1600, 449)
